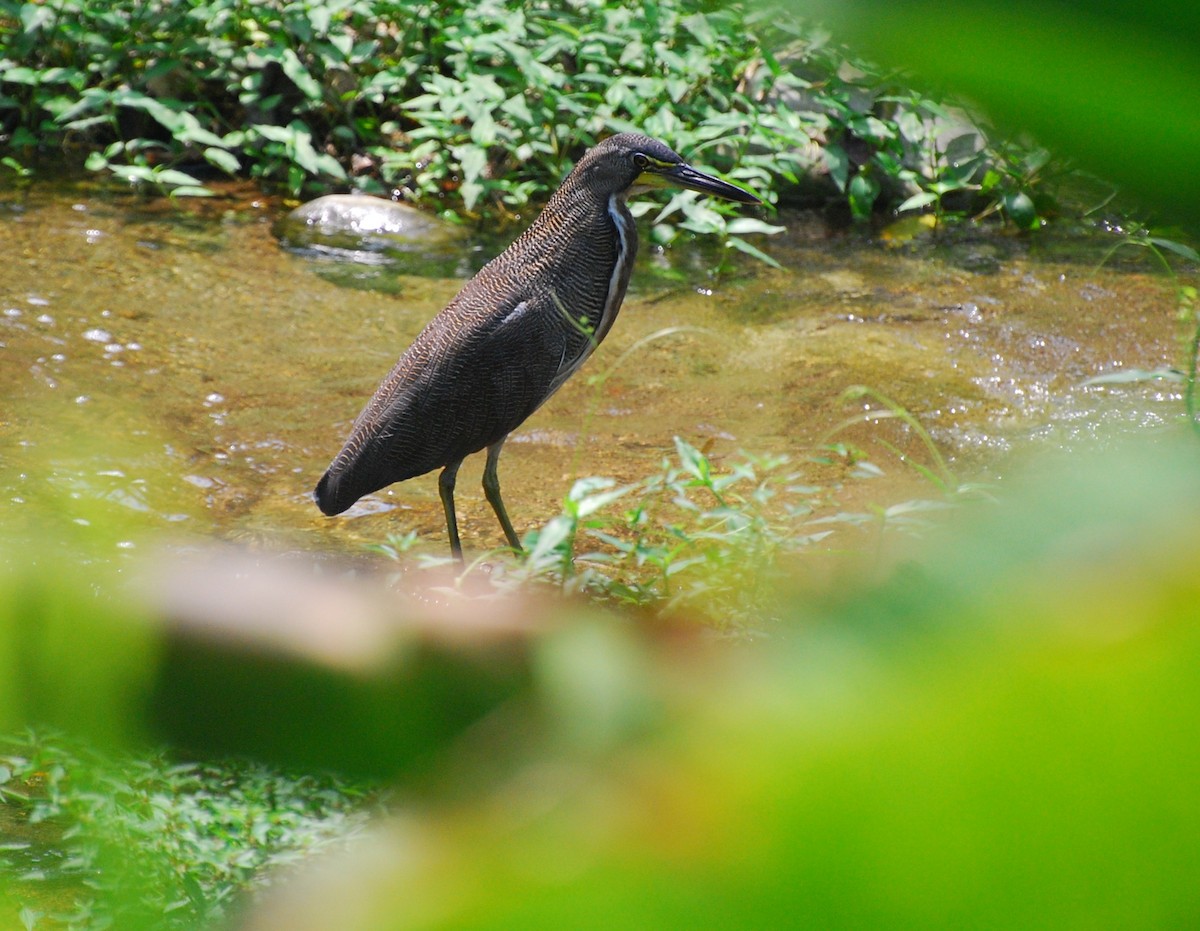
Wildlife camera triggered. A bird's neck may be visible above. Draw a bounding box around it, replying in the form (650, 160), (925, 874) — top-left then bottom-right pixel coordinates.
(540, 178), (623, 229)
(520, 181), (638, 275)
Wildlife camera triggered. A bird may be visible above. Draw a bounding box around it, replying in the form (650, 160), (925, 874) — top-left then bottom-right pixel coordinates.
(315, 132), (762, 561)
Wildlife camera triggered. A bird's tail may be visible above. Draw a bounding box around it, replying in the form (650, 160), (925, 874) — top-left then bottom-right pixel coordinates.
(313, 469), (351, 516)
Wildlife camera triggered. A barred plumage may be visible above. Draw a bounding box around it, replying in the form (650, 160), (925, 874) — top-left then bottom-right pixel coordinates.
(314, 132), (760, 560)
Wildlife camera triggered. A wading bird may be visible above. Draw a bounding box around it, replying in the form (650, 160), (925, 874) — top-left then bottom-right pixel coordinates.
(315, 133), (761, 560)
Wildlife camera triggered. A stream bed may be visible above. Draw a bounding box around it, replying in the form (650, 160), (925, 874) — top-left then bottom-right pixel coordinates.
(0, 182), (1187, 558)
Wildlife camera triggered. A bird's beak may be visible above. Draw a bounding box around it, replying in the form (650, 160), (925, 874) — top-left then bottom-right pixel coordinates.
(659, 162), (762, 205)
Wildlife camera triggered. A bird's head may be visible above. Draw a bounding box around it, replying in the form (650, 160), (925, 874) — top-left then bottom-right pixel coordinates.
(575, 132), (761, 205)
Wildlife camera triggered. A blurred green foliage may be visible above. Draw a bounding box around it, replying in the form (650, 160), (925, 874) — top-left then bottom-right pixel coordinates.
(1, 732), (372, 929)
(3, 436), (1200, 928)
(794, 0), (1200, 231)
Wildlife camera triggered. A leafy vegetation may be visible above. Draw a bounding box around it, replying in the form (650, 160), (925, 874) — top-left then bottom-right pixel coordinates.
(791, 0), (1200, 427)
(3, 0), (1056, 247)
(372, 432), (975, 631)
(1, 730), (373, 930)
(796, 0), (1200, 233)
(2, 1), (1199, 928)
(4, 436), (1200, 929)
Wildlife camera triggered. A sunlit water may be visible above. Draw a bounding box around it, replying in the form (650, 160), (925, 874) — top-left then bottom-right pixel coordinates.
(0, 182), (1186, 556)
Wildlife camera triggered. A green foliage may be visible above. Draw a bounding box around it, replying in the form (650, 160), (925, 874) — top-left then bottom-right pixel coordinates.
(1, 730), (372, 929)
(1, 0), (1050, 237)
(464, 436), (962, 629)
(4, 2), (1198, 926)
(6, 438), (1200, 929)
(795, 0), (1200, 232)
(523, 440), (824, 625)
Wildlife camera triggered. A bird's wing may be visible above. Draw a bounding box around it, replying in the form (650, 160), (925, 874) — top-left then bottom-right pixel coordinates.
(356, 290), (574, 461)
(512, 286), (600, 398)
(317, 281), (598, 510)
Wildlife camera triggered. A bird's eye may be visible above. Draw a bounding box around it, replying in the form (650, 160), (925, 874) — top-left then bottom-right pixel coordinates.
(633, 152), (650, 170)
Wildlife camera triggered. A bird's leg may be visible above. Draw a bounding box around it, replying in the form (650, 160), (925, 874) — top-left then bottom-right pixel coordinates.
(483, 438), (523, 552)
(438, 459), (465, 563)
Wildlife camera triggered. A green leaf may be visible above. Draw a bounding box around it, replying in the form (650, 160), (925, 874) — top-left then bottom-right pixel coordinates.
(314, 152), (347, 179)
(677, 200), (725, 235)
(457, 145), (487, 184)
(824, 144), (849, 192)
(250, 123), (297, 144)
(574, 482), (633, 519)
(38, 66), (86, 90)
(469, 112), (498, 148)
(153, 168), (205, 188)
(277, 48), (323, 102)
(682, 13), (715, 47)
(203, 148), (241, 174)
(53, 89), (106, 123)
(1148, 237), (1200, 263)
(459, 179), (484, 212)
(20, 4), (54, 33)
(528, 514), (573, 563)
(726, 236), (783, 269)
(897, 191), (939, 212)
(653, 190), (694, 224)
(1, 156), (31, 177)
(291, 130), (321, 174)
(500, 93), (532, 124)
(9, 127), (37, 147)
(943, 132), (980, 165)
(109, 164), (158, 186)
(1002, 191), (1039, 229)
(674, 437), (710, 483)
(848, 172), (880, 220)
(1, 66), (39, 85)
(61, 115), (110, 132)
(288, 163), (306, 196)
(176, 122), (229, 149)
(109, 89), (186, 134)
(167, 186), (214, 198)
(725, 218), (786, 236)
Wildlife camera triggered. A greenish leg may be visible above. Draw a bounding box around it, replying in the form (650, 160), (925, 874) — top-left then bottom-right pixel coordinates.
(438, 459), (464, 563)
(483, 438), (523, 552)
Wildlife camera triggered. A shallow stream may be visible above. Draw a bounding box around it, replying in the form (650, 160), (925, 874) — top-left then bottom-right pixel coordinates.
(0, 182), (1187, 556)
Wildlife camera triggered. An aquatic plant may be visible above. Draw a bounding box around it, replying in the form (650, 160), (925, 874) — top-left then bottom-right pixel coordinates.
(1084, 230), (1200, 435)
(374, 430), (972, 632)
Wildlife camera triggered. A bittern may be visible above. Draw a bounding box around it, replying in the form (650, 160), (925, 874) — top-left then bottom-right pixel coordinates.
(315, 132), (761, 560)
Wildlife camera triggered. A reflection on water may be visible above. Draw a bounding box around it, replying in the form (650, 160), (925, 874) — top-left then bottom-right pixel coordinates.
(0, 182), (1188, 556)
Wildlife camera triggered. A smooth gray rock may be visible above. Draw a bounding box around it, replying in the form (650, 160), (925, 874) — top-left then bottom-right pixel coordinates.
(277, 194), (464, 259)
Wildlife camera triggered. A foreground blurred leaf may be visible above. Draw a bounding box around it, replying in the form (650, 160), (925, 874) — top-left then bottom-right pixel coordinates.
(791, 0), (1200, 228)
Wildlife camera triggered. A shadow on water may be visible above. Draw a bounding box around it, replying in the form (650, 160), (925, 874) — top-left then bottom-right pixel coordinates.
(0, 179), (1192, 557)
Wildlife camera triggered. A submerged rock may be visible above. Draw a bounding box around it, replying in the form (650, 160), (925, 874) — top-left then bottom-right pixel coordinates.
(276, 194), (465, 264)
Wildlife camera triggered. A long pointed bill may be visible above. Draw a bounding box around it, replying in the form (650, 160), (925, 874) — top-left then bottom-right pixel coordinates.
(664, 162), (762, 205)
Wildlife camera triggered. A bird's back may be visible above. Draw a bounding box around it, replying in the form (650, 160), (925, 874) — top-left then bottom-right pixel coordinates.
(315, 183), (633, 516)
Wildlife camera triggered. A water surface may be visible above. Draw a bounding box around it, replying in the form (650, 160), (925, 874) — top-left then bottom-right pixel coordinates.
(0, 183), (1186, 556)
